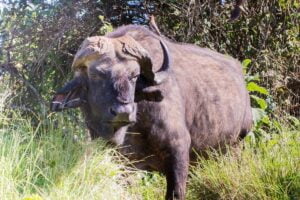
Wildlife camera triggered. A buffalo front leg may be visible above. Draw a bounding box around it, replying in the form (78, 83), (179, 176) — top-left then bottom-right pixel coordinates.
(164, 141), (190, 200)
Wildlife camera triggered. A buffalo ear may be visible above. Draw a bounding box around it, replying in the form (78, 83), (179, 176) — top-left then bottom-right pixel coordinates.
(50, 77), (87, 112)
(135, 76), (164, 102)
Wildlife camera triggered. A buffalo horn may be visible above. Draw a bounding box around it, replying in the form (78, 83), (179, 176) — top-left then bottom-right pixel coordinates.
(153, 40), (170, 84)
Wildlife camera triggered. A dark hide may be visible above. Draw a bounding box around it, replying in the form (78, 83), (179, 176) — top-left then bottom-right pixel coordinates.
(51, 25), (252, 200)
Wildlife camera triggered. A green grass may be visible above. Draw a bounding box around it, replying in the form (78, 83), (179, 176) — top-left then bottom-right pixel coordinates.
(187, 130), (300, 200)
(0, 111), (165, 200)
(0, 110), (299, 200)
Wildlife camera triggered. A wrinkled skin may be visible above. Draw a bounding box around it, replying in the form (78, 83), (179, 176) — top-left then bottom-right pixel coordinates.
(51, 25), (252, 200)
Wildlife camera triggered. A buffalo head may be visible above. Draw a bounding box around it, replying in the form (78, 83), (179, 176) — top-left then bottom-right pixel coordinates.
(50, 35), (170, 145)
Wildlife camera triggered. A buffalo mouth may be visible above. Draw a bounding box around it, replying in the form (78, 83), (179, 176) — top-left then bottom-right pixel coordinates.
(105, 120), (135, 135)
(104, 120), (135, 127)
(87, 120), (132, 142)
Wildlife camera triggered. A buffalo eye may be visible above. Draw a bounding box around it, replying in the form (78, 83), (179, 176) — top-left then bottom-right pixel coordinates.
(129, 73), (139, 82)
(130, 76), (138, 83)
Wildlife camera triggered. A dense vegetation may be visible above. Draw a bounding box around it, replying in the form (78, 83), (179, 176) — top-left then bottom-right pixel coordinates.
(0, 105), (299, 200)
(0, 0), (299, 199)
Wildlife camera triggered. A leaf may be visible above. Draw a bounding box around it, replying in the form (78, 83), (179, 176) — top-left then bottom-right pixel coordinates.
(252, 108), (268, 126)
(98, 15), (104, 21)
(242, 59), (252, 69)
(251, 95), (268, 110)
(247, 82), (269, 95)
(261, 115), (270, 125)
(245, 74), (260, 82)
(242, 59), (251, 74)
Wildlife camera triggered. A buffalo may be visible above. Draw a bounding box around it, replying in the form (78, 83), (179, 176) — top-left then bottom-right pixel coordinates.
(51, 23), (252, 199)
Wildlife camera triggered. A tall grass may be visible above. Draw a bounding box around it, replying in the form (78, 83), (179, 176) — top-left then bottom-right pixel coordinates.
(0, 111), (165, 200)
(187, 130), (300, 200)
(0, 109), (299, 200)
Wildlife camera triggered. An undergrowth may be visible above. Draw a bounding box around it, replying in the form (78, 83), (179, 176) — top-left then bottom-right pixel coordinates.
(187, 130), (300, 200)
(0, 110), (299, 200)
(0, 111), (166, 200)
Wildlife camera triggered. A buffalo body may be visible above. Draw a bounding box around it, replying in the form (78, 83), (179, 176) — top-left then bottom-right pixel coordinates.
(51, 25), (252, 200)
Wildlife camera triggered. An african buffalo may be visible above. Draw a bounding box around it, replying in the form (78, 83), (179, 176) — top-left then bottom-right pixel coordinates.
(51, 24), (252, 200)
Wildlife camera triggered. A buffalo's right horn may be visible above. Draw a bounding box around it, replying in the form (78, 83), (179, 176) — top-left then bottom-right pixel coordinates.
(119, 35), (171, 85)
(153, 40), (170, 84)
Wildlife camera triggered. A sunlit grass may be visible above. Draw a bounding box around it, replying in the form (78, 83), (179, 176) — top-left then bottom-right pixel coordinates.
(0, 109), (299, 200)
(0, 111), (165, 200)
(187, 130), (300, 200)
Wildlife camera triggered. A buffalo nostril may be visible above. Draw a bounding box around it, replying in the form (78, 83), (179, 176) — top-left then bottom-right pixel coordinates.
(109, 108), (117, 116)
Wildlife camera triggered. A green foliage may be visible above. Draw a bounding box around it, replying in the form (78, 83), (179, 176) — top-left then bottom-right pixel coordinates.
(242, 58), (272, 136)
(241, 58), (251, 74)
(241, 57), (299, 141)
(251, 95), (268, 110)
(0, 110), (166, 200)
(188, 130), (300, 200)
(0, 110), (299, 200)
(247, 82), (269, 96)
(0, 1), (106, 115)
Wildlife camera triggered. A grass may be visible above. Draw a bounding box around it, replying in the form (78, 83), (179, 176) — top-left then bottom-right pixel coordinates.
(0, 111), (165, 200)
(187, 130), (300, 200)
(0, 109), (299, 200)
